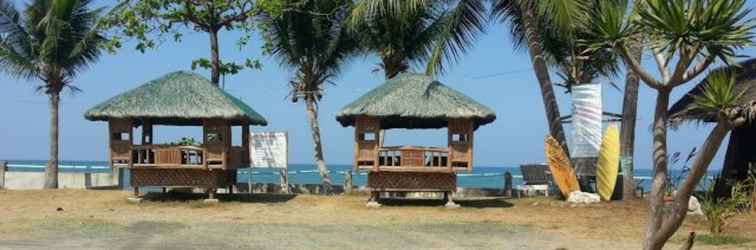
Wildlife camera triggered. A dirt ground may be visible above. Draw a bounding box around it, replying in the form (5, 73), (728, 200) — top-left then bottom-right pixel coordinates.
(0, 190), (754, 250)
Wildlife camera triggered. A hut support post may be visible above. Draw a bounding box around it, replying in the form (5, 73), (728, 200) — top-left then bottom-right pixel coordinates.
(444, 191), (460, 208)
(132, 186), (139, 197)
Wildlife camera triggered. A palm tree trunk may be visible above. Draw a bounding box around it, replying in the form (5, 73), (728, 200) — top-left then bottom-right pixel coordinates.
(44, 92), (60, 189)
(620, 36), (643, 200)
(518, 1), (570, 154)
(209, 29), (221, 86)
(644, 89), (671, 250)
(305, 96), (332, 194)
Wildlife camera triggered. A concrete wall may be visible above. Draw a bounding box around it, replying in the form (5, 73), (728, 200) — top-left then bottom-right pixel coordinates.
(2, 172), (117, 190)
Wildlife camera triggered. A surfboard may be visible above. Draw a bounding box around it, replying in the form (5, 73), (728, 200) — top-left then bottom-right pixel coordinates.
(544, 136), (580, 198)
(597, 125), (620, 201)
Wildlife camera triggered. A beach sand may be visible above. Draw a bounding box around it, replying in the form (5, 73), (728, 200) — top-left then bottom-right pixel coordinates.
(0, 189), (753, 249)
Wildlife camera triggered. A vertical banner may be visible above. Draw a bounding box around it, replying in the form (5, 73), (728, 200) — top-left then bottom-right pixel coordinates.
(571, 83), (603, 158)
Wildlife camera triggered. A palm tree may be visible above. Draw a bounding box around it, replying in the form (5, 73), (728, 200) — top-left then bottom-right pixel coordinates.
(0, 0), (108, 189)
(350, 5), (433, 79)
(350, 0), (486, 76)
(492, 0), (619, 176)
(619, 0), (645, 201)
(260, 0), (360, 193)
(488, 0), (580, 154)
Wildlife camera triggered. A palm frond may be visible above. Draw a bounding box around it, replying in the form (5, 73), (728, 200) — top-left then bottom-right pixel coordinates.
(425, 0), (486, 75)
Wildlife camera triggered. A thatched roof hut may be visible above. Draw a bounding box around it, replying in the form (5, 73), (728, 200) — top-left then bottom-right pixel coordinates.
(669, 58), (756, 123)
(668, 58), (756, 198)
(336, 73), (496, 130)
(337, 73), (496, 206)
(84, 71), (267, 126)
(84, 71), (267, 201)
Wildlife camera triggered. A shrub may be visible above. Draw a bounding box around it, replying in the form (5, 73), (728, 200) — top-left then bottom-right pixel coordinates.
(699, 177), (752, 236)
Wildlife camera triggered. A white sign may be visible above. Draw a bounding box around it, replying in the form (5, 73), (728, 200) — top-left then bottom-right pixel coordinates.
(250, 132), (288, 169)
(571, 83), (603, 158)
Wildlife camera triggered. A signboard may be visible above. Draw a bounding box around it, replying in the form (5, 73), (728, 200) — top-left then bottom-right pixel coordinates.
(250, 132), (288, 169)
(571, 83), (602, 158)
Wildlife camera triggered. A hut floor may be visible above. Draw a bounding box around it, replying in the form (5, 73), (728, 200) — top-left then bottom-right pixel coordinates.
(0, 189), (754, 250)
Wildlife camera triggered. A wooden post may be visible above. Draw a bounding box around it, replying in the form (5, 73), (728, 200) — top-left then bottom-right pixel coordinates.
(344, 170), (353, 194)
(0, 161), (7, 190)
(280, 169), (289, 194)
(133, 186), (139, 197)
(504, 171), (512, 197)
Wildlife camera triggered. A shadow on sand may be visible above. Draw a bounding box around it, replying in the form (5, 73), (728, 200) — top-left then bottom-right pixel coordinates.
(142, 192), (297, 203)
(378, 197), (514, 208)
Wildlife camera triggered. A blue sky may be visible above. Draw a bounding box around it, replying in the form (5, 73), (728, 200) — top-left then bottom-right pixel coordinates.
(0, 1), (755, 169)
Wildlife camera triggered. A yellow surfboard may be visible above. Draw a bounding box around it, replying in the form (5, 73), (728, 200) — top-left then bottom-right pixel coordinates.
(597, 125), (620, 201)
(545, 136), (580, 198)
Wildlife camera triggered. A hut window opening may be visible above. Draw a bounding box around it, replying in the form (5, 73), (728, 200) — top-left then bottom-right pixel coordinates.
(112, 132), (129, 141)
(361, 132), (376, 142)
(451, 133), (469, 143)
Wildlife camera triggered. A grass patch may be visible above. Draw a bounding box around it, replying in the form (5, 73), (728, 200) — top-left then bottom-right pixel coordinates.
(696, 234), (751, 245)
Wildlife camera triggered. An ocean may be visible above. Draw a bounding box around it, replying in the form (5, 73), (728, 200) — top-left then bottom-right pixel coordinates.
(2, 160), (717, 191)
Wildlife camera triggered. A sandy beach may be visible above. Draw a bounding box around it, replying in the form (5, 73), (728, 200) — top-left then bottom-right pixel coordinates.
(0, 189), (753, 250)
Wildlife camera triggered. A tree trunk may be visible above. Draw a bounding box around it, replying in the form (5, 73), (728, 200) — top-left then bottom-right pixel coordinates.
(644, 89), (671, 250)
(715, 124), (755, 198)
(305, 96), (332, 194)
(644, 121), (731, 250)
(45, 92), (60, 189)
(518, 2), (570, 154)
(620, 36), (643, 200)
(209, 29), (221, 86)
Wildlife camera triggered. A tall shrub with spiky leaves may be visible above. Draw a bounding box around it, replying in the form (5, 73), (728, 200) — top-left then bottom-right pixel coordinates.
(587, 0), (754, 248)
(0, 0), (108, 189)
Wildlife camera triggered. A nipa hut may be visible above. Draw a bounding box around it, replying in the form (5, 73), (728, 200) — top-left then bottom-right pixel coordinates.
(336, 73), (496, 207)
(85, 71), (267, 201)
(669, 58), (756, 197)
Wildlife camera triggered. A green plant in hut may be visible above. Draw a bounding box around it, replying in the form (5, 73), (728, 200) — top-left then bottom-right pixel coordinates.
(0, 0), (109, 188)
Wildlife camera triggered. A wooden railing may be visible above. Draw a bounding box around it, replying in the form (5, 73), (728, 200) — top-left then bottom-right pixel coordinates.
(369, 146), (455, 172)
(131, 145), (208, 169)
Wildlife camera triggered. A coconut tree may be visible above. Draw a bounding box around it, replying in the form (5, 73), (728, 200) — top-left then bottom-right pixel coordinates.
(0, 0), (108, 189)
(260, 0), (360, 193)
(350, 0), (487, 77)
(587, 0), (753, 248)
(492, 0), (621, 180)
(349, 4), (435, 79)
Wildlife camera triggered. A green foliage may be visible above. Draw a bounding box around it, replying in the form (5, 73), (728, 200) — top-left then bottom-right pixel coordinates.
(696, 234), (751, 245)
(589, 0), (754, 73)
(699, 176), (753, 236)
(492, 0), (620, 87)
(104, 0), (261, 77)
(350, 0), (486, 76)
(171, 137), (199, 146)
(692, 71), (747, 114)
(259, 0), (360, 103)
(0, 0), (108, 93)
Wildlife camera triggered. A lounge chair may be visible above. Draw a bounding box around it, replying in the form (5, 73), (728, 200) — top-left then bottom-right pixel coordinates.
(518, 164), (551, 197)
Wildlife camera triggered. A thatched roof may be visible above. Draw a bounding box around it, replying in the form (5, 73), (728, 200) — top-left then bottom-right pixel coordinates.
(669, 58), (756, 124)
(336, 73), (496, 129)
(84, 71), (267, 126)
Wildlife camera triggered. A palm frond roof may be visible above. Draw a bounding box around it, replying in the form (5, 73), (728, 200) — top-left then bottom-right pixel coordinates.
(84, 71), (267, 126)
(336, 73), (496, 129)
